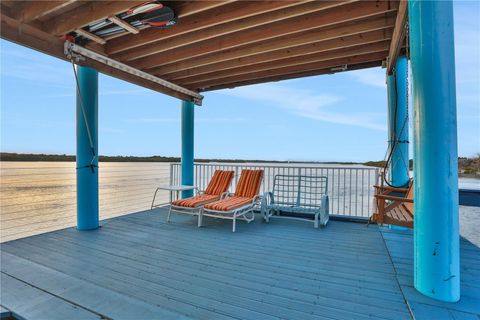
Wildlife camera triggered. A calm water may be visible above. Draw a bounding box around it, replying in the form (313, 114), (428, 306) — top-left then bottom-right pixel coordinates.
(0, 161), (478, 245)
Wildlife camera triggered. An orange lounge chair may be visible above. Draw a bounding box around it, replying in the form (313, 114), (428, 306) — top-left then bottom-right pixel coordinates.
(201, 169), (264, 232)
(371, 180), (414, 228)
(168, 170), (234, 223)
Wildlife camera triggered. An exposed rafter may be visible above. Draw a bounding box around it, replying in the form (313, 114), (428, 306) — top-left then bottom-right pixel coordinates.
(75, 29), (106, 45)
(128, 1), (397, 71)
(106, 1), (310, 55)
(202, 61), (383, 92)
(108, 16), (139, 35)
(1, 0), (402, 100)
(151, 14), (396, 77)
(43, 1), (145, 36)
(387, 0), (408, 74)
(177, 40), (390, 87)
(8, 0), (76, 23)
(0, 13), (201, 103)
(161, 24), (394, 81)
(113, 1), (352, 62)
(187, 50), (388, 90)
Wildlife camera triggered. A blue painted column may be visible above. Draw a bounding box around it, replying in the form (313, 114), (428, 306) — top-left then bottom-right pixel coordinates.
(409, 0), (460, 302)
(76, 65), (99, 230)
(181, 100), (194, 198)
(387, 56), (409, 187)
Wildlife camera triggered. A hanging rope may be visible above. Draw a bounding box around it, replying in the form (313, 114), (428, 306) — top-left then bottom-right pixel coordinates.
(71, 62), (97, 173)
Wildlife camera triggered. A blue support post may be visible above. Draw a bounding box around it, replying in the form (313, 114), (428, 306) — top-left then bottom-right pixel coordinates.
(409, 0), (460, 302)
(387, 56), (409, 187)
(181, 100), (194, 198)
(76, 65), (99, 230)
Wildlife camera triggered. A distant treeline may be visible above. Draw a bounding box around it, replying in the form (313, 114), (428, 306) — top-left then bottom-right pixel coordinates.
(364, 160), (414, 170)
(364, 156), (480, 176)
(0, 152), (358, 164)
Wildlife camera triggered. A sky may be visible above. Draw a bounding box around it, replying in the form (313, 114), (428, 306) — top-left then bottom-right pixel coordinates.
(1, 1), (479, 162)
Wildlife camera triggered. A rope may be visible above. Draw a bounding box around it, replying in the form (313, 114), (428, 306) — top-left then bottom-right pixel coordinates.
(71, 62), (97, 173)
(382, 22), (410, 187)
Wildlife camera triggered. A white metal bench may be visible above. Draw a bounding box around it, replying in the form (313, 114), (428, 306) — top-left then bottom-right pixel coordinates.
(261, 175), (329, 228)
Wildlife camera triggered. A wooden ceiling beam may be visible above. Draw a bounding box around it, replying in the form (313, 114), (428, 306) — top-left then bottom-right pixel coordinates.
(201, 61), (382, 92)
(101, 1), (233, 41)
(151, 13), (396, 77)
(8, 0), (76, 23)
(114, 1), (352, 62)
(0, 13), (196, 103)
(167, 28), (392, 82)
(43, 1), (145, 36)
(173, 1), (237, 18)
(106, 1), (307, 55)
(75, 28), (106, 45)
(108, 16), (139, 35)
(130, 1), (397, 70)
(387, 0), (408, 74)
(189, 51), (387, 90)
(182, 44), (389, 88)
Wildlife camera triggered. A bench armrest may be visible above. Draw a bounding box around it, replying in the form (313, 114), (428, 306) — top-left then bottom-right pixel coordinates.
(374, 185), (409, 192)
(375, 194), (413, 203)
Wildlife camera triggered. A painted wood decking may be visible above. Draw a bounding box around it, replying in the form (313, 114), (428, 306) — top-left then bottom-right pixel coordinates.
(0, 207), (475, 320)
(381, 228), (480, 320)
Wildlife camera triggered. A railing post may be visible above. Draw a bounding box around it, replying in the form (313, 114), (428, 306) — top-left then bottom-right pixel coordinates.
(409, 0), (460, 302)
(76, 65), (99, 230)
(181, 100), (194, 198)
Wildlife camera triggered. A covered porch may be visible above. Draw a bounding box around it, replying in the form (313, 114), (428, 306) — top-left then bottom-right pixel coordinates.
(1, 207), (478, 320)
(0, 0), (469, 317)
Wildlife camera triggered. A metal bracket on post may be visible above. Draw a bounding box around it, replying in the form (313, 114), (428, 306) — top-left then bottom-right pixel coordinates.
(64, 41), (85, 63)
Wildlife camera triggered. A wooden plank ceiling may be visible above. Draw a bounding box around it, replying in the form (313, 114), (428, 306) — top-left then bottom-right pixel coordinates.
(0, 0), (405, 102)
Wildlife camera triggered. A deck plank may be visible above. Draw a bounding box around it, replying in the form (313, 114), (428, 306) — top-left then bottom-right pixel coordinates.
(1, 252), (191, 320)
(381, 227), (480, 319)
(1, 208), (413, 320)
(0, 272), (102, 320)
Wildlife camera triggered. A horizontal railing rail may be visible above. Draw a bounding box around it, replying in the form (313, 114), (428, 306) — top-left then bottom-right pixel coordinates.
(170, 163), (380, 219)
(0, 162), (172, 242)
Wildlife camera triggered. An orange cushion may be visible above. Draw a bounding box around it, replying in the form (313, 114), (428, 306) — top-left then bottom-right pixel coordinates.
(204, 170), (234, 196)
(235, 170), (264, 198)
(204, 196), (252, 211)
(172, 194), (219, 208)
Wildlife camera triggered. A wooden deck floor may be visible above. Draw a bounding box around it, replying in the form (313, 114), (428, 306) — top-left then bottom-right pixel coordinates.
(381, 228), (480, 320)
(0, 207), (477, 320)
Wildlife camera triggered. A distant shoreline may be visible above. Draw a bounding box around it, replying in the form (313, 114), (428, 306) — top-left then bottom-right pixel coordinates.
(1, 152), (478, 178)
(0, 152), (359, 165)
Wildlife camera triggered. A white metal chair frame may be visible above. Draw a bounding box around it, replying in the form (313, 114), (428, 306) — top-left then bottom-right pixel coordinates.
(167, 188), (227, 223)
(261, 175), (329, 228)
(200, 193), (260, 232)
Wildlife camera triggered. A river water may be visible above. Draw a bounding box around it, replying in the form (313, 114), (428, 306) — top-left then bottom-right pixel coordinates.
(0, 161), (478, 245)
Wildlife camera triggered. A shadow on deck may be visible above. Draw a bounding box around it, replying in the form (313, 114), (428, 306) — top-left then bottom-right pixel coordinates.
(1, 207), (478, 320)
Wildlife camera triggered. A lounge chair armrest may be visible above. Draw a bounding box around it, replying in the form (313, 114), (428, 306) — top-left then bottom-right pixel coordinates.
(263, 192), (274, 204)
(220, 192), (230, 199)
(376, 194), (413, 203)
(252, 195), (261, 203)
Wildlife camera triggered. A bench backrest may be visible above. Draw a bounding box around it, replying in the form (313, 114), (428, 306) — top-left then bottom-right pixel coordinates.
(272, 175), (328, 208)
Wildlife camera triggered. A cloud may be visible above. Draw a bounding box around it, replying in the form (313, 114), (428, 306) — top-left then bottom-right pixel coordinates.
(348, 69), (386, 88)
(0, 46), (72, 87)
(126, 117), (246, 124)
(216, 83), (386, 131)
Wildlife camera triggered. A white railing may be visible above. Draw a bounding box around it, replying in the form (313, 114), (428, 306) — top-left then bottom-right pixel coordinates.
(170, 163), (380, 219)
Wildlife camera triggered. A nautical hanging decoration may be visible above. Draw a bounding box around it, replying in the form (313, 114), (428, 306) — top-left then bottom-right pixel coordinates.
(73, 1), (177, 43)
(128, 1), (177, 28)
